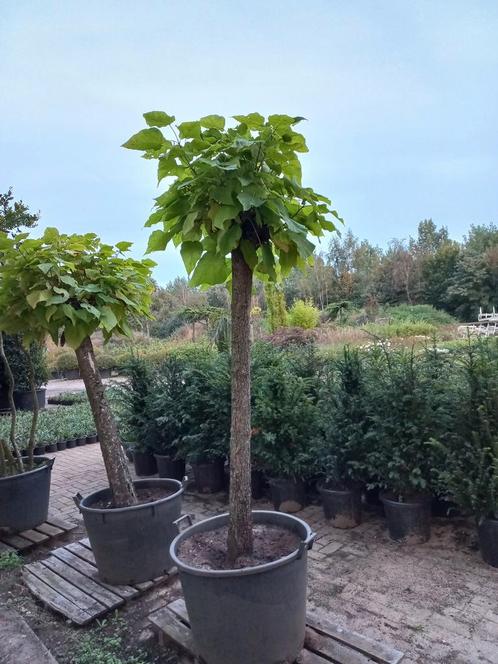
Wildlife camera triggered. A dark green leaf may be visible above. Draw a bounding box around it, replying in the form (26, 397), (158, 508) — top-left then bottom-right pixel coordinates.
(217, 223), (242, 255)
(189, 252), (229, 287)
(122, 128), (164, 151)
(180, 241), (203, 274)
(146, 230), (169, 253)
(143, 111), (175, 127)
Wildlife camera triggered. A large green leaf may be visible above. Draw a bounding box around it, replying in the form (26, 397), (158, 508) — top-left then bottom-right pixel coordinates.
(143, 111), (175, 127)
(180, 241), (203, 274)
(200, 114), (225, 130)
(217, 223), (242, 255)
(189, 252), (229, 287)
(237, 184), (267, 211)
(146, 230), (169, 253)
(233, 113), (265, 128)
(178, 121), (202, 140)
(26, 289), (50, 308)
(122, 128), (164, 151)
(211, 205), (240, 230)
(100, 306), (118, 332)
(240, 239), (258, 269)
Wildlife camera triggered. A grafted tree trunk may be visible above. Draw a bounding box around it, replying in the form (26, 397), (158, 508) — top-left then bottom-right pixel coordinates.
(75, 336), (137, 507)
(0, 332), (22, 473)
(22, 346), (38, 471)
(227, 248), (253, 562)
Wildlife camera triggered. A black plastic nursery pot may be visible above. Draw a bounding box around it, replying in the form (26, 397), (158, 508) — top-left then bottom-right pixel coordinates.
(0, 457), (54, 532)
(13, 388), (46, 411)
(56, 441), (67, 451)
(155, 454), (186, 481)
(381, 494), (431, 544)
(86, 434), (98, 445)
(76, 437), (87, 446)
(478, 517), (498, 568)
(318, 483), (362, 528)
(191, 458), (225, 493)
(170, 510), (315, 664)
(251, 469), (265, 500)
(66, 438), (77, 449)
(269, 477), (306, 513)
(45, 443), (58, 453)
(133, 449), (158, 476)
(76, 478), (184, 585)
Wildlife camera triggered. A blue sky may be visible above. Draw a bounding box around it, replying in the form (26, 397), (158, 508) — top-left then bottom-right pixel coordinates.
(1, 1), (497, 284)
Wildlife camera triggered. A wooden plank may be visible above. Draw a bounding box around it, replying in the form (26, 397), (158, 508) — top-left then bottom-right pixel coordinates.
(168, 598), (189, 624)
(80, 537), (91, 548)
(35, 522), (64, 537)
(307, 615), (404, 664)
(41, 555), (123, 609)
(52, 546), (138, 600)
(135, 580), (154, 591)
(22, 570), (92, 626)
(305, 627), (374, 664)
(18, 528), (49, 544)
(149, 606), (197, 656)
(1, 534), (33, 550)
(298, 651), (331, 664)
(26, 561), (106, 616)
(65, 541), (96, 565)
(46, 515), (77, 532)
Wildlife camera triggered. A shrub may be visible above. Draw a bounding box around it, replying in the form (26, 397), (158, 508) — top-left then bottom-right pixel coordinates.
(252, 346), (318, 479)
(384, 304), (456, 326)
(313, 347), (371, 487)
(0, 335), (48, 390)
(363, 321), (437, 338)
(288, 299), (320, 329)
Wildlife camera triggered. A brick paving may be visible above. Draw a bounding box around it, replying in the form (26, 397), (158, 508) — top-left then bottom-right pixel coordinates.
(46, 445), (498, 664)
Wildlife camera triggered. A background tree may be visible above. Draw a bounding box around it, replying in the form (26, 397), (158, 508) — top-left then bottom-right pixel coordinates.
(0, 229), (154, 506)
(124, 111), (340, 561)
(0, 187), (39, 234)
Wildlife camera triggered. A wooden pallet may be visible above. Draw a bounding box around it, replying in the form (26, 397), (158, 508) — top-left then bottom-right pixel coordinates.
(149, 598), (404, 664)
(23, 537), (174, 625)
(0, 515), (77, 553)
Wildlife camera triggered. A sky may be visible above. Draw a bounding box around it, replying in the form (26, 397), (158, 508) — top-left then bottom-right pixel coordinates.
(1, 0), (497, 285)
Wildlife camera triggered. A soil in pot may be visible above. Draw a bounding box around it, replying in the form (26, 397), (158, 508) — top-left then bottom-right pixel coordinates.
(269, 477), (306, 513)
(179, 523), (300, 570)
(318, 483), (362, 528)
(381, 493), (431, 544)
(478, 517), (498, 567)
(155, 454), (186, 481)
(133, 449), (158, 476)
(191, 458), (225, 493)
(90, 485), (175, 510)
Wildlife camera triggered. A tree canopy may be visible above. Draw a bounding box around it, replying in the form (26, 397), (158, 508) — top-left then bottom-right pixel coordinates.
(0, 188), (39, 234)
(123, 112), (342, 285)
(0, 228), (154, 348)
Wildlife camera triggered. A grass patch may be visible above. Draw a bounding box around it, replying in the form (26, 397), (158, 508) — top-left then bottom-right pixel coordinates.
(0, 551), (22, 570)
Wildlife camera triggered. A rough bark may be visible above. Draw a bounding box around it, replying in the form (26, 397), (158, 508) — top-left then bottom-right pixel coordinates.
(227, 248), (254, 562)
(75, 336), (137, 507)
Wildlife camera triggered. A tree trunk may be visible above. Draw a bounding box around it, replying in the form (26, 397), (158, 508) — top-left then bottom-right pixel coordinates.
(0, 332), (22, 473)
(75, 336), (137, 507)
(227, 249), (254, 563)
(22, 346), (38, 471)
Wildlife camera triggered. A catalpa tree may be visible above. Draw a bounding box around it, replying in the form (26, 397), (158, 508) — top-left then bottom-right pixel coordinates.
(0, 229), (154, 506)
(124, 112), (341, 561)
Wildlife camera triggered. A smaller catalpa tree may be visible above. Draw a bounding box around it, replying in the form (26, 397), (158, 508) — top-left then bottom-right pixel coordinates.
(0, 228), (154, 506)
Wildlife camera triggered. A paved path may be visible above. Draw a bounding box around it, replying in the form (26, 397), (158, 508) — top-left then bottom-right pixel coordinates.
(0, 608), (58, 664)
(46, 376), (126, 399)
(46, 445), (498, 663)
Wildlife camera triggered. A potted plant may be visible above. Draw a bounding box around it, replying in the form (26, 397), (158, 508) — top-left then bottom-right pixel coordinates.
(125, 111), (338, 662)
(315, 347), (370, 528)
(252, 346), (317, 512)
(365, 345), (450, 544)
(0, 335), (48, 410)
(0, 332), (54, 532)
(113, 355), (158, 476)
(0, 229), (184, 585)
(432, 338), (498, 566)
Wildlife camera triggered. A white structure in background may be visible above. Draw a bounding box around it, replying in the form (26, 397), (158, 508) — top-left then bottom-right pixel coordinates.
(458, 307), (498, 337)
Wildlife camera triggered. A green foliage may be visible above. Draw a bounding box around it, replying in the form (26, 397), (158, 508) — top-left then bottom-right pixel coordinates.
(431, 338), (498, 519)
(364, 321), (437, 338)
(313, 347), (371, 487)
(111, 356), (153, 451)
(251, 343), (319, 479)
(0, 229), (154, 349)
(124, 112), (340, 286)
(264, 283), (288, 331)
(71, 616), (147, 664)
(0, 335), (48, 391)
(0, 187), (39, 234)
(288, 299), (320, 329)
(0, 402), (95, 446)
(0, 551), (22, 570)
(384, 304), (456, 326)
